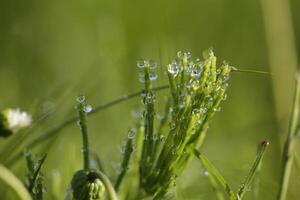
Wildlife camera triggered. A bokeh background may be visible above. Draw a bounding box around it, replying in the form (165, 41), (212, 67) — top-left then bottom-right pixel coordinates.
(0, 0), (299, 199)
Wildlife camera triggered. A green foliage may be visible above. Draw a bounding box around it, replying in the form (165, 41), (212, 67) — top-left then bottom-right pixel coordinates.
(24, 150), (47, 200)
(131, 49), (234, 199)
(194, 140), (269, 200)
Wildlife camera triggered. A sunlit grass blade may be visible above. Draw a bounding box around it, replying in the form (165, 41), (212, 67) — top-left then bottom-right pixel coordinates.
(0, 164), (32, 200)
(237, 141), (269, 199)
(193, 149), (237, 200)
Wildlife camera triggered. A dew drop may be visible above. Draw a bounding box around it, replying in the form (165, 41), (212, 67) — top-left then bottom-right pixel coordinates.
(76, 95), (85, 103)
(159, 135), (166, 142)
(168, 61), (181, 76)
(137, 60), (145, 68)
(138, 72), (145, 78)
(185, 51), (191, 59)
(144, 60), (150, 67)
(149, 73), (158, 81)
(190, 79), (200, 90)
(150, 62), (158, 70)
(128, 129), (136, 139)
(177, 51), (183, 59)
(213, 107), (221, 112)
(191, 63), (203, 78)
(200, 108), (207, 113)
(203, 171), (209, 177)
(139, 77), (145, 83)
(84, 105), (93, 113)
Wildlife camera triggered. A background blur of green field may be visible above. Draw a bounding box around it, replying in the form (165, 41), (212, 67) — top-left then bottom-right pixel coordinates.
(0, 0), (299, 199)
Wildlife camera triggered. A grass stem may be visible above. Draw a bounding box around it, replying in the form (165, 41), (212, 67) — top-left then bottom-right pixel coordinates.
(277, 71), (300, 200)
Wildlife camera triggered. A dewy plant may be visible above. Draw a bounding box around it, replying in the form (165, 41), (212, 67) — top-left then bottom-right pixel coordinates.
(134, 49), (233, 199)
(0, 49), (271, 200)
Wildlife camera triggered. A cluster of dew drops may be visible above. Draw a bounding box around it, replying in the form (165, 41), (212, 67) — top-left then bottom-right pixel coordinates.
(167, 50), (204, 79)
(136, 60), (158, 83)
(76, 95), (93, 113)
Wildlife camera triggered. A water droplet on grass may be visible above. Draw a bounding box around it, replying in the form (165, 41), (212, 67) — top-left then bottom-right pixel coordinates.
(149, 73), (158, 81)
(168, 61), (181, 76)
(137, 60), (144, 68)
(84, 105), (93, 113)
(200, 108), (207, 113)
(76, 95), (85, 103)
(128, 129), (136, 139)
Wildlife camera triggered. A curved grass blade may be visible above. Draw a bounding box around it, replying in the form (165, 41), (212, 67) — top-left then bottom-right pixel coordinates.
(193, 149), (237, 200)
(237, 141), (269, 199)
(97, 170), (119, 200)
(0, 164), (32, 200)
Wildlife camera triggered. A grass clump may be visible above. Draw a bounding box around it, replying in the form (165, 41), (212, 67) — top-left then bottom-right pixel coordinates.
(0, 48), (276, 200)
(123, 49), (234, 199)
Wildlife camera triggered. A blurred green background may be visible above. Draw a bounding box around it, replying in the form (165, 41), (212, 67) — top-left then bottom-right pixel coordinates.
(0, 0), (299, 199)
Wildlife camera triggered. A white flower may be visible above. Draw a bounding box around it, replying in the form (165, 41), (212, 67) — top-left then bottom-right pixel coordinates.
(5, 108), (32, 133)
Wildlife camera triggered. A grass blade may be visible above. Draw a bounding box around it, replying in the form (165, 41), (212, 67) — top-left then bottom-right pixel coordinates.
(193, 149), (237, 200)
(114, 136), (134, 191)
(28, 154), (47, 192)
(278, 71), (300, 200)
(206, 171), (226, 200)
(237, 141), (269, 199)
(97, 170), (119, 200)
(0, 164), (32, 200)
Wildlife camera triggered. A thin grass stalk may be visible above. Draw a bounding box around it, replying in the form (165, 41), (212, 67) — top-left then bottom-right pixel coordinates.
(193, 149), (237, 200)
(237, 141), (269, 199)
(114, 136), (134, 191)
(206, 172), (226, 200)
(277, 72), (300, 200)
(28, 154), (47, 193)
(76, 96), (90, 170)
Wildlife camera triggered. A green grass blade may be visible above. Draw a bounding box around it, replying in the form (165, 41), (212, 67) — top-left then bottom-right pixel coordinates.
(278, 71), (300, 200)
(252, 143), (264, 200)
(28, 154), (47, 192)
(295, 153), (300, 179)
(237, 141), (269, 199)
(114, 136), (134, 191)
(97, 170), (119, 200)
(206, 172), (226, 200)
(0, 164), (32, 200)
(193, 149), (237, 200)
